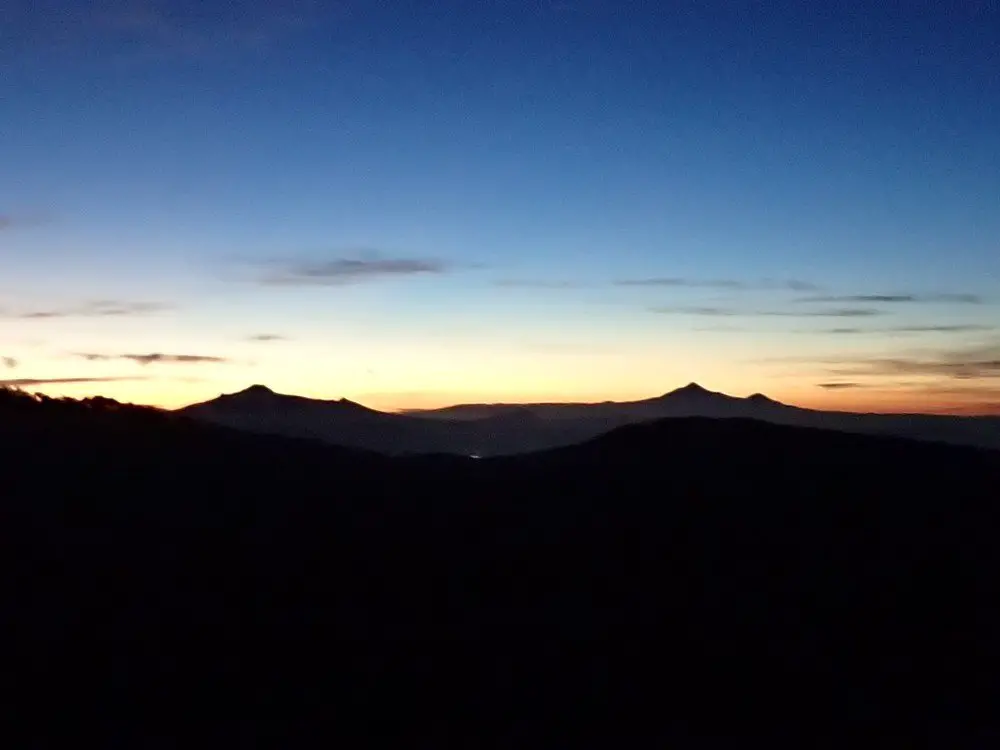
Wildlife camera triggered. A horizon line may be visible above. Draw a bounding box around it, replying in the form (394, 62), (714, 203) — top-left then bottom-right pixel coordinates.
(8, 381), (996, 418)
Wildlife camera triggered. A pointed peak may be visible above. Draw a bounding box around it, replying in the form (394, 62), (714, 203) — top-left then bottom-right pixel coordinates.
(679, 382), (709, 393)
(661, 382), (718, 399)
(747, 392), (787, 407)
(222, 384), (280, 401)
(244, 384), (274, 394)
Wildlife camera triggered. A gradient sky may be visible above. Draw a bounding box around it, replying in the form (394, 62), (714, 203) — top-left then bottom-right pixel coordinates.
(2, 0), (999, 413)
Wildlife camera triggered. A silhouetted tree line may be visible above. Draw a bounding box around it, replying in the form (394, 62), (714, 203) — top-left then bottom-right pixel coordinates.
(1, 385), (1000, 746)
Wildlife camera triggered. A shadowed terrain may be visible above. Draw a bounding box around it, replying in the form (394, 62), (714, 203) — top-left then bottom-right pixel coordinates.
(3, 386), (1000, 745)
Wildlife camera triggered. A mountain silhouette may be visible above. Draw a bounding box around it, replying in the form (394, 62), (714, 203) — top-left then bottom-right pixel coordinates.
(656, 381), (724, 399)
(655, 382), (785, 409)
(178, 384), (610, 455)
(219, 384), (376, 412)
(179, 382), (1000, 455)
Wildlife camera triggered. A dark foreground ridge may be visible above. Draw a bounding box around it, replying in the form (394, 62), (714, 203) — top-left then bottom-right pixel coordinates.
(3, 387), (1000, 745)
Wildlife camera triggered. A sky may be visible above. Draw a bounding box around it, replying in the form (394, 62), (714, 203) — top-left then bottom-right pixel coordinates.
(2, 0), (999, 413)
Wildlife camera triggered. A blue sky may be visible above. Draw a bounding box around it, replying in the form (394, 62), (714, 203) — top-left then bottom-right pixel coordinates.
(2, 0), (999, 412)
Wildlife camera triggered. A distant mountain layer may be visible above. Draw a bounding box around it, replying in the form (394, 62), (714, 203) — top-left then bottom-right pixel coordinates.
(177, 382), (1000, 455)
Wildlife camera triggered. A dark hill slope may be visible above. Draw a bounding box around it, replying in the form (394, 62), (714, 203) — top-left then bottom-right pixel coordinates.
(2, 388), (1000, 745)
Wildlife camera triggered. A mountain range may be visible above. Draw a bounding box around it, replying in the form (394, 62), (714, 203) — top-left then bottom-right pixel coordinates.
(178, 381), (1000, 455)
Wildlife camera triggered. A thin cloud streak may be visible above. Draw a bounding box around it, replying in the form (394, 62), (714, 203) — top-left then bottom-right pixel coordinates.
(894, 324), (992, 332)
(797, 293), (982, 304)
(760, 308), (885, 318)
(247, 334), (288, 342)
(653, 307), (885, 318)
(75, 353), (229, 366)
(810, 324), (994, 335)
(815, 341), (1000, 380)
(261, 254), (451, 286)
(619, 277), (820, 291)
(124, 354), (228, 366)
(0, 376), (144, 387)
(13, 300), (172, 319)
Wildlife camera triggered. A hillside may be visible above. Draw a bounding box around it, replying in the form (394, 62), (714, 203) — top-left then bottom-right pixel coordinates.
(3, 386), (1000, 745)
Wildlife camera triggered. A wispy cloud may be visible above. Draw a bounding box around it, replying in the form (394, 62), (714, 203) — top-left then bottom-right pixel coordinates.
(652, 306), (885, 318)
(887, 324), (992, 332)
(124, 353), (228, 366)
(761, 308), (885, 318)
(812, 324), (994, 335)
(2, 357), (17, 369)
(814, 381), (1000, 415)
(247, 334), (288, 342)
(494, 276), (819, 292)
(76, 353), (229, 366)
(260, 253), (451, 286)
(13, 300), (171, 319)
(807, 378), (1000, 413)
(0, 376), (143, 387)
(818, 341), (1000, 380)
(828, 359), (1000, 381)
(796, 293), (982, 305)
(618, 277), (821, 291)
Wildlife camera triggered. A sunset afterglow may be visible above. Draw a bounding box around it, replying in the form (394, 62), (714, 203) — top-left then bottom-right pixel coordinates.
(3, 1), (998, 415)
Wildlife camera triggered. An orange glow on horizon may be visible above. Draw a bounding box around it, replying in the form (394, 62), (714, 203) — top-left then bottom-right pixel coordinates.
(785, 387), (1000, 416)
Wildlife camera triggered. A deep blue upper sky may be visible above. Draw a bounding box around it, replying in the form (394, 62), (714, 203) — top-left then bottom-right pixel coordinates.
(2, 0), (999, 411)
